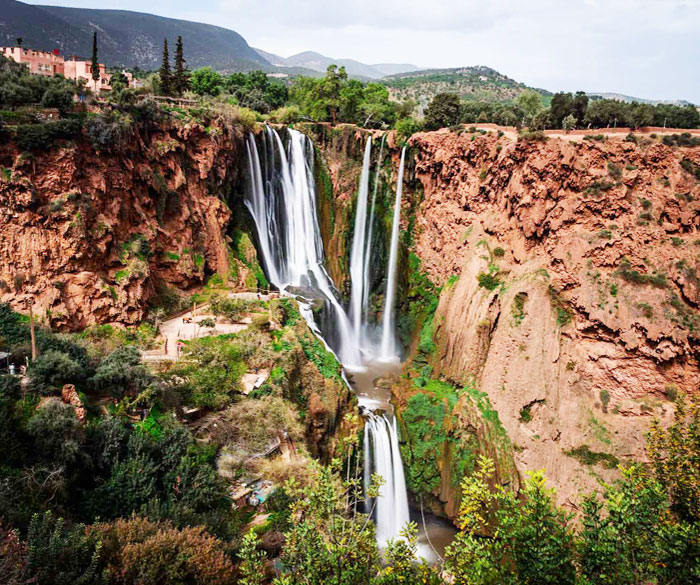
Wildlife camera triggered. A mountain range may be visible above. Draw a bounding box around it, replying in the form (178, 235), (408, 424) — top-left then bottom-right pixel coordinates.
(0, 0), (269, 71)
(0, 0), (419, 77)
(254, 49), (419, 79)
(1, 0), (694, 106)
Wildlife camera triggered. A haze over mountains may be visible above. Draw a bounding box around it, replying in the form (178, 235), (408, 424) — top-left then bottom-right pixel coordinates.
(0, 0), (695, 105)
(254, 49), (419, 79)
(0, 0), (419, 77)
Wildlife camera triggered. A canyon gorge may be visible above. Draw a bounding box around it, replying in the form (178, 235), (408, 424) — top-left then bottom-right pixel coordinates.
(1, 112), (699, 536)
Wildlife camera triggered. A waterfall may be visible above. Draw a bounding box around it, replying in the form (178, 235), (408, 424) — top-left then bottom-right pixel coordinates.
(365, 413), (411, 547)
(245, 126), (361, 367)
(361, 134), (385, 338)
(348, 137), (373, 350)
(380, 147), (407, 361)
(246, 128), (410, 549)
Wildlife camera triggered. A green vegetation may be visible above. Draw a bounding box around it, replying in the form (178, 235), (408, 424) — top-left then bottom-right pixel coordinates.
(397, 252), (440, 359)
(0, 55), (82, 116)
(477, 264), (503, 291)
(445, 458), (577, 585)
(416, 87), (699, 131)
(616, 258), (668, 288)
(400, 378), (512, 500)
(299, 334), (342, 381)
(229, 229), (269, 290)
(443, 403), (700, 584)
(681, 158), (700, 181)
(511, 292), (527, 326)
(565, 444), (619, 468)
(664, 132), (700, 147)
(424, 92), (462, 130)
(519, 404), (533, 423)
(186, 64), (407, 130)
(548, 285), (574, 326)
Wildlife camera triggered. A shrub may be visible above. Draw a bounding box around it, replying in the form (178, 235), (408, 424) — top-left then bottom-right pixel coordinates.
(616, 259), (667, 288)
(607, 162), (622, 181)
(94, 517), (236, 585)
(85, 111), (133, 151)
(511, 292), (527, 326)
(28, 350), (85, 395)
(15, 119), (82, 151)
(518, 130), (548, 143)
(663, 384), (679, 401)
(40, 86), (75, 115)
(586, 180), (614, 194)
(0, 525), (29, 585)
(681, 158), (700, 181)
(26, 401), (84, 467)
(91, 345), (152, 399)
(493, 247), (505, 257)
(477, 272), (501, 291)
(27, 512), (105, 585)
(268, 104), (302, 124)
(519, 405), (533, 423)
(548, 285), (573, 326)
(565, 445), (619, 469)
(599, 389), (611, 412)
(638, 303), (654, 318)
(663, 133), (700, 147)
(394, 116), (423, 143)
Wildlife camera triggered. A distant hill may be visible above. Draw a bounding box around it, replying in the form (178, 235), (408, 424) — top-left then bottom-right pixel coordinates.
(255, 49), (419, 80)
(586, 92), (694, 107)
(372, 63), (421, 77)
(382, 66), (552, 111)
(0, 0), (270, 71)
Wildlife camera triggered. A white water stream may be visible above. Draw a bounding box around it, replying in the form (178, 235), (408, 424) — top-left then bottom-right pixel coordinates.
(348, 137), (373, 351)
(246, 128), (413, 549)
(380, 147), (406, 361)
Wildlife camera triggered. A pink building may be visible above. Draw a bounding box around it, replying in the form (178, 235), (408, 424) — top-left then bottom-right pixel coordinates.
(63, 58), (112, 93)
(2, 45), (134, 94)
(1, 46), (65, 76)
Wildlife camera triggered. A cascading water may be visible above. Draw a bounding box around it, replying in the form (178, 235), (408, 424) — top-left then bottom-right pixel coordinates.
(246, 127), (361, 368)
(246, 127), (410, 549)
(362, 134), (385, 323)
(365, 413), (411, 546)
(380, 147), (407, 361)
(348, 137), (373, 351)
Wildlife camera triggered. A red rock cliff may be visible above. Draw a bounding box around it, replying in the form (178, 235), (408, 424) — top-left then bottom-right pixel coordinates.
(0, 120), (247, 329)
(406, 128), (700, 509)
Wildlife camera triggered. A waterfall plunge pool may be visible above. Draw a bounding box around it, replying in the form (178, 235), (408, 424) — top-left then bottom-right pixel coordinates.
(349, 359), (457, 563)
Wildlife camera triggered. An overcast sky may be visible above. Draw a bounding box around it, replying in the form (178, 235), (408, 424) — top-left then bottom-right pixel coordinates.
(28, 0), (700, 102)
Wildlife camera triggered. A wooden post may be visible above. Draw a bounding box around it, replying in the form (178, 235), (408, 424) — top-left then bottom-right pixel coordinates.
(29, 300), (37, 361)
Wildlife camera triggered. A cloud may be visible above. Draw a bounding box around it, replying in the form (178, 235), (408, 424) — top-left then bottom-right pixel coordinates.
(28, 0), (700, 101)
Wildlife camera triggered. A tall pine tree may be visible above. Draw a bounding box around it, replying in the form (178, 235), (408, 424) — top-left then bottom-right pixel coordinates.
(159, 38), (172, 96)
(91, 32), (100, 88)
(173, 36), (189, 96)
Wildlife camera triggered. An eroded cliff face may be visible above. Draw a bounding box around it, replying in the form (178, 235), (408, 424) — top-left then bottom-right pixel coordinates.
(0, 121), (248, 329)
(407, 129), (700, 511)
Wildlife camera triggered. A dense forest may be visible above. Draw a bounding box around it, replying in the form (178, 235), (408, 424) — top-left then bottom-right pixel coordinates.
(2, 52), (699, 141)
(1, 294), (699, 584)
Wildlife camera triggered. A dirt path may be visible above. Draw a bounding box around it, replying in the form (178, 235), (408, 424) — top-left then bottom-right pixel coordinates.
(466, 124), (700, 144)
(141, 291), (280, 361)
